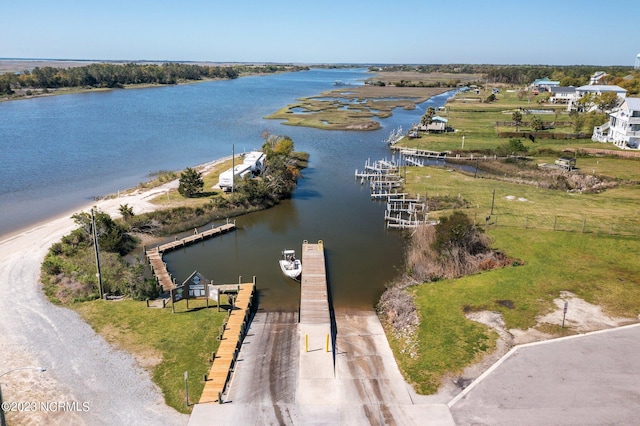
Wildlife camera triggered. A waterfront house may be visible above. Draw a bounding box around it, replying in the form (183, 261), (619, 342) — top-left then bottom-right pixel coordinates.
(592, 97), (640, 149)
(426, 115), (448, 133)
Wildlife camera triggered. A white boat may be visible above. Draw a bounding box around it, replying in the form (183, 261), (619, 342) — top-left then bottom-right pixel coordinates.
(279, 249), (302, 280)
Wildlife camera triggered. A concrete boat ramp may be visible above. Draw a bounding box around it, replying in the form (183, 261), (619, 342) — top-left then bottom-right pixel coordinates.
(189, 241), (454, 425)
(187, 239), (640, 425)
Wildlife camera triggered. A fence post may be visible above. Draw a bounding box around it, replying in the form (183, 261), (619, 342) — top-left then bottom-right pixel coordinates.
(582, 218), (586, 233)
(553, 216), (557, 231)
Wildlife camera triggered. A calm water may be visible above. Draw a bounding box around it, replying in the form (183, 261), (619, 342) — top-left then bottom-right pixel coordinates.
(0, 69), (453, 310)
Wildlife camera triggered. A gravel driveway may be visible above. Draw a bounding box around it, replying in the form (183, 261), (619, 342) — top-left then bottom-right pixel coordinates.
(0, 183), (187, 425)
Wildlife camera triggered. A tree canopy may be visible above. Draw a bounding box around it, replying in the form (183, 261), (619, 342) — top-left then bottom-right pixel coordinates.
(0, 62), (309, 95)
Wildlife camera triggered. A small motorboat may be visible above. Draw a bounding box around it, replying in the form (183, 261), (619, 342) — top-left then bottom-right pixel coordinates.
(279, 249), (302, 280)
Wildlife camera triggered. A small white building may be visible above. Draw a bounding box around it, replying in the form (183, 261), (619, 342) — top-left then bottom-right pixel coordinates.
(592, 97), (640, 150)
(218, 163), (253, 191)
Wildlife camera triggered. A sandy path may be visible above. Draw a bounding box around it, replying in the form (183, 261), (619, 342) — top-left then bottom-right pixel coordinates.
(0, 159), (227, 425)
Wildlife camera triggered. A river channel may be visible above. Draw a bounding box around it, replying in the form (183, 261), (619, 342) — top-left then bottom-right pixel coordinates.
(0, 68), (453, 311)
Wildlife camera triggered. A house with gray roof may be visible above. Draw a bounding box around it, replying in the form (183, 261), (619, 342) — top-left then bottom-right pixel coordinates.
(549, 86), (576, 104)
(530, 78), (560, 92)
(568, 84), (627, 112)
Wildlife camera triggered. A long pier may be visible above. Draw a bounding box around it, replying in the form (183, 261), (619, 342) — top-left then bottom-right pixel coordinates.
(199, 280), (255, 404)
(300, 240), (330, 327)
(145, 221), (236, 291)
(298, 240), (334, 393)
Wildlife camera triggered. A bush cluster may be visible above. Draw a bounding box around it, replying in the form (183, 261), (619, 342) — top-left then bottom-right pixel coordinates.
(41, 209), (158, 303)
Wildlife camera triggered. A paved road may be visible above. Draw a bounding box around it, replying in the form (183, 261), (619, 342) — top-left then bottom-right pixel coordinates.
(449, 324), (640, 425)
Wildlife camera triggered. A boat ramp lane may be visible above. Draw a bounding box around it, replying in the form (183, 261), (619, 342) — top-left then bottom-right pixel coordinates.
(298, 240), (338, 405)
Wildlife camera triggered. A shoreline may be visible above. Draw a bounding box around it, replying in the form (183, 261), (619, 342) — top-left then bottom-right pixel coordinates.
(0, 154), (234, 424)
(0, 155), (234, 242)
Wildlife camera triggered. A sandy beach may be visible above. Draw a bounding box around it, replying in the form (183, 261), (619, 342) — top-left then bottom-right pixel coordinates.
(0, 157), (229, 425)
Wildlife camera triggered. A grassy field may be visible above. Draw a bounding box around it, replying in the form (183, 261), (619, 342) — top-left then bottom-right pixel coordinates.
(74, 298), (231, 413)
(387, 85), (640, 395)
(400, 88), (607, 152)
(147, 158), (234, 208)
(392, 228), (640, 394)
(404, 165), (640, 235)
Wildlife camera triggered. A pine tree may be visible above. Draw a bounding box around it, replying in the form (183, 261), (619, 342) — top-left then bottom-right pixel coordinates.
(178, 167), (204, 198)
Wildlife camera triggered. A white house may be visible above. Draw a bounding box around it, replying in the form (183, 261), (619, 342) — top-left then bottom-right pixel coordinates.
(549, 86), (576, 104)
(592, 97), (640, 150)
(568, 84), (627, 111)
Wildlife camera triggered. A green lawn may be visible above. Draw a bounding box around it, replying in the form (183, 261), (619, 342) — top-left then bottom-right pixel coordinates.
(74, 298), (229, 413)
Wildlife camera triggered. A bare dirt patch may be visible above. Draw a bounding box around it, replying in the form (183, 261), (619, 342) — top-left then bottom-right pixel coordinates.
(460, 291), (637, 387)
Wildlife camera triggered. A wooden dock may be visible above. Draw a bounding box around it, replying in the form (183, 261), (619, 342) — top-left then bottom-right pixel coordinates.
(145, 221), (236, 292)
(299, 240), (330, 326)
(298, 240), (334, 386)
(199, 280), (255, 404)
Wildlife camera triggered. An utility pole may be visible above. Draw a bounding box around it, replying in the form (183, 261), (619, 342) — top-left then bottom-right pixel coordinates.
(91, 208), (103, 299)
(231, 144), (235, 193)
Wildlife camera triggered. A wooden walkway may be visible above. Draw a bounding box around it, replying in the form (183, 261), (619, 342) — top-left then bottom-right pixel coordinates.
(199, 280), (255, 404)
(299, 240), (330, 326)
(145, 221), (236, 291)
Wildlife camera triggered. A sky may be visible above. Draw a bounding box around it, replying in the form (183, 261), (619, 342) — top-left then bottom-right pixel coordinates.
(2, 0), (639, 66)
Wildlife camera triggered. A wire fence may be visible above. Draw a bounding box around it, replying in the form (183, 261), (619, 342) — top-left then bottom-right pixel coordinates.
(482, 214), (640, 237)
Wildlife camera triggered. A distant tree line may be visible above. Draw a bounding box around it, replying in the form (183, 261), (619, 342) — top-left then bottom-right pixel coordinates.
(370, 64), (640, 95)
(0, 63), (309, 95)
